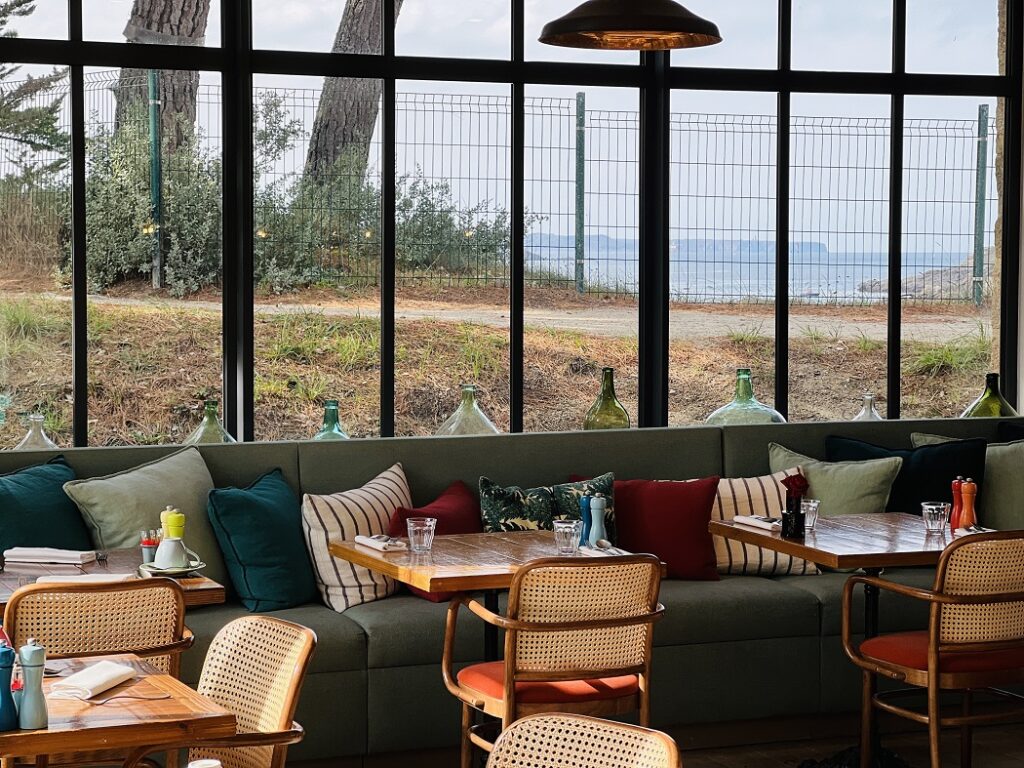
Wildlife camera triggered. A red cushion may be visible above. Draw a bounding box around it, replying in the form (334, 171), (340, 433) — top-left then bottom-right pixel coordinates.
(457, 661), (639, 704)
(574, 476), (720, 580)
(861, 631), (1024, 673)
(387, 481), (482, 602)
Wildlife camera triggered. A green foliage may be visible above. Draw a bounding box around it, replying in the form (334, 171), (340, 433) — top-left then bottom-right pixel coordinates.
(906, 326), (991, 377)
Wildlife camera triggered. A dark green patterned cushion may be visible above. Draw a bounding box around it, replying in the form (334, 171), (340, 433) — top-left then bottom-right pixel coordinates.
(479, 473), (615, 539)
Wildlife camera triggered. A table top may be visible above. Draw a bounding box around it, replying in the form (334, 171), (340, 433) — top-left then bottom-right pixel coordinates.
(0, 654), (236, 758)
(0, 549), (226, 611)
(330, 530), (579, 592)
(710, 512), (951, 571)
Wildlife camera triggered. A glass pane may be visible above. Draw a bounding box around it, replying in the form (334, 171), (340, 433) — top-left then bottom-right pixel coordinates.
(669, 91), (777, 425)
(0, 62), (71, 446)
(792, 0), (892, 72)
(85, 68), (223, 445)
(3, 0), (66, 38)
(253, 0), (379, 53)
(671, 0), (775, 69)
(253, 74), (382, 440)
(788, 94), (890, 422)
(901, 96), (1002, 417)
(394, 81), (511, 436)
(525, 0), (637, 64)
(397, 0), (510, 59)
(523, 85), (638, 432)
(84, 0), (221, 47)
(907, 0), (1002, 75)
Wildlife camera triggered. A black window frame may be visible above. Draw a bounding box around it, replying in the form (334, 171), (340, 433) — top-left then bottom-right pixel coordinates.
(1, 0), (1020, 443)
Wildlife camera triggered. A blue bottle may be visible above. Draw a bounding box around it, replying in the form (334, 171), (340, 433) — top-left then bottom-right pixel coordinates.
(578, 493), (593, 546)
(18, 639), (47, 731)
(588, 493), (608, 547)
(0, 641), (17, 732)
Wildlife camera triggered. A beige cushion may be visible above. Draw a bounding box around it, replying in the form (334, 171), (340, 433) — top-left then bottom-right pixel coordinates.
(62, 447), (227, 587)
(302, 463), (413, 613)
(712, 469), (817, 576)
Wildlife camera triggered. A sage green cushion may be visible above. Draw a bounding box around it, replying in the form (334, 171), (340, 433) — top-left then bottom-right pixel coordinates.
(912, 432), (1024, 531)
(63, 447), (227, 587)
(768, 443), (902, 516)
(479, 472), (614, 535)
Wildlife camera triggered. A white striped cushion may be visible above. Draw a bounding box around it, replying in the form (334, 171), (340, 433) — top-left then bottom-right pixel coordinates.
(301, 463), (413, 612)
(712, 469), (818, 577)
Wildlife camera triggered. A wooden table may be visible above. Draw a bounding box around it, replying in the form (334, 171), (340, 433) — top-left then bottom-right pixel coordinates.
(0, 654), (235, 760)
(331, 530), (572, 659)
(711, 512), (948, 768)
(0, 549), (226, 612)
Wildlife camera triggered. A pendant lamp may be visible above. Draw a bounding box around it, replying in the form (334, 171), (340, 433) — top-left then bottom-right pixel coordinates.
(540, 0), (721, 51)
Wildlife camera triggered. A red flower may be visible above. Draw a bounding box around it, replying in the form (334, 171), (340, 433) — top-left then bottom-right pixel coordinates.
(781, 473), (809, 497)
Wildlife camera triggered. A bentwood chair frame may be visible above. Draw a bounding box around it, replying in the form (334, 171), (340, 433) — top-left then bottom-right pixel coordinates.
(841, 531), (1024, 768)
(122, 615), (317, 768)
(487, 713), (681, 768)
(442, 555), (664, 768)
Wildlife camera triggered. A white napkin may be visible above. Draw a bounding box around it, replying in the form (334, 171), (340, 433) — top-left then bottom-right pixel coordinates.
(36, 573), (136, 585)
(733, 515), (782, 532)
(579, 545), (633, 557)
(354, 534), (408, 552)
(49, 660), (136, 700)
(3, 548), (97, 565)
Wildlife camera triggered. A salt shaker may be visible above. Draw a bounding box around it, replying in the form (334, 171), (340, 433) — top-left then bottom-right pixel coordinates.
(18, 639), (47, 731)
(588, 493), (608, 547)
(0, 641), (17, 732)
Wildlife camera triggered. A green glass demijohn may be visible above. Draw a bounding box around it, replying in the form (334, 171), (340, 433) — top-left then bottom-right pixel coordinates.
(436, 384), (500, 436)
(184, 400), (236, 444)
(961, 372), (1018, 418)
(583, 367), (630, 430)
(313, 400), (349, 440)
(705, 368), (786, 425)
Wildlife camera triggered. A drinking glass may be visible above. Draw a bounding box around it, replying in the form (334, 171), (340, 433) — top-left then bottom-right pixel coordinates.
(553, 519), (582, 555)
(801, 499), (821, 530)
(406, 517), (437, 553)
(921, 502), (950, 533)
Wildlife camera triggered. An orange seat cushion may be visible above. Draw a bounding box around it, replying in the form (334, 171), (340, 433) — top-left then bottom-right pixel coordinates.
(861, 631), (1024, 674)
(457, 661), (639, 704)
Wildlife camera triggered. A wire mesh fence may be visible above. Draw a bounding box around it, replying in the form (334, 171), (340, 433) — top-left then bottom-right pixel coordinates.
(0, 69), (1001, 304)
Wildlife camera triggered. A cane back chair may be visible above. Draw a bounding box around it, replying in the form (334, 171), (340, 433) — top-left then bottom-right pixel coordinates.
(443, 555), (664, 768)
(124, 615), (317, 768)
(842, 531), (1024, 768)
(487, 713), (681, 768)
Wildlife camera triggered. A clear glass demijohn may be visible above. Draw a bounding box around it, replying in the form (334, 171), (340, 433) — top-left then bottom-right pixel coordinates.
(14, 414), (58, 451)
(436, 385), (500, 436)
(184, 400), (236, 444)
(705, 368), (786, 425)
(852, 393), (884, 421)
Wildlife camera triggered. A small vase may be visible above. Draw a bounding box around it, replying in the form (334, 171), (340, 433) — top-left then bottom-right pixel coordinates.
(583, 367), (630, 430)
(436, 385), (500, 436)
(14, 414), (58, 451)
(184, 400), (236, 445)
(852, 393), (883, 421)
(313, 400), (349, 440)
(961, 372), (1018, 417)
(705, 368), (786, 425)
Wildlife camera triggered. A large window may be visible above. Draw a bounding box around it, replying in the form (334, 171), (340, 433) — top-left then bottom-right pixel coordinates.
(0, 1), (1019, 445)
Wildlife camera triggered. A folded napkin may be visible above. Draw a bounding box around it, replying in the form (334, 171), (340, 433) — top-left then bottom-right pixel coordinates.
(579, 545), (632, 557)
(3, 548), (97, 565)
(354, 534), (408, 552)
(49, 660), (136, 700)
(733, 515), (782, 532)
(36, 573), (136, 585)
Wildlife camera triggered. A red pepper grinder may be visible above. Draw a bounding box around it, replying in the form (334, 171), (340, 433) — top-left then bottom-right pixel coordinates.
(950, 476), (964, 534)
(960, 478), (978, 530)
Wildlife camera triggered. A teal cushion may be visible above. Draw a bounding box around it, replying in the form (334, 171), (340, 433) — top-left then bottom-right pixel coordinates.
(479, 473), (615, 536)
(207, 469), (318, 612)
(0, 457), (92, 553)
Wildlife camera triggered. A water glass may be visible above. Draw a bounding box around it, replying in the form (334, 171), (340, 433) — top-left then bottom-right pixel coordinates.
(921, 502), (950, 533)
(406, 517), (437, 553)
(553, 519), (582, 555)
(801, 499), (821, 530)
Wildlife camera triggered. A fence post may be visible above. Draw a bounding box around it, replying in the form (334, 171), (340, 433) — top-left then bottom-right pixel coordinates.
(148, 69), (163, 289)
(574, 91), (586, 294)
(972, 103), (989, 307)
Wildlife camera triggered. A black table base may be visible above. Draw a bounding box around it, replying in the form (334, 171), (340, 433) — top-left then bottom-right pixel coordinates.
(798, 746), (914, 768)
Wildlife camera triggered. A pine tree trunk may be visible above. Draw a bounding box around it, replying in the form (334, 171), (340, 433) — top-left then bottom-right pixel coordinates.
(305, 0), (404, 183)
(114, 0), (211, 151)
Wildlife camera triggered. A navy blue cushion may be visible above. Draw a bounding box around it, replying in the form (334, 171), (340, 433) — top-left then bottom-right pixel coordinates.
(207, 469), (318, 612)
(0, 456), (91, 553)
